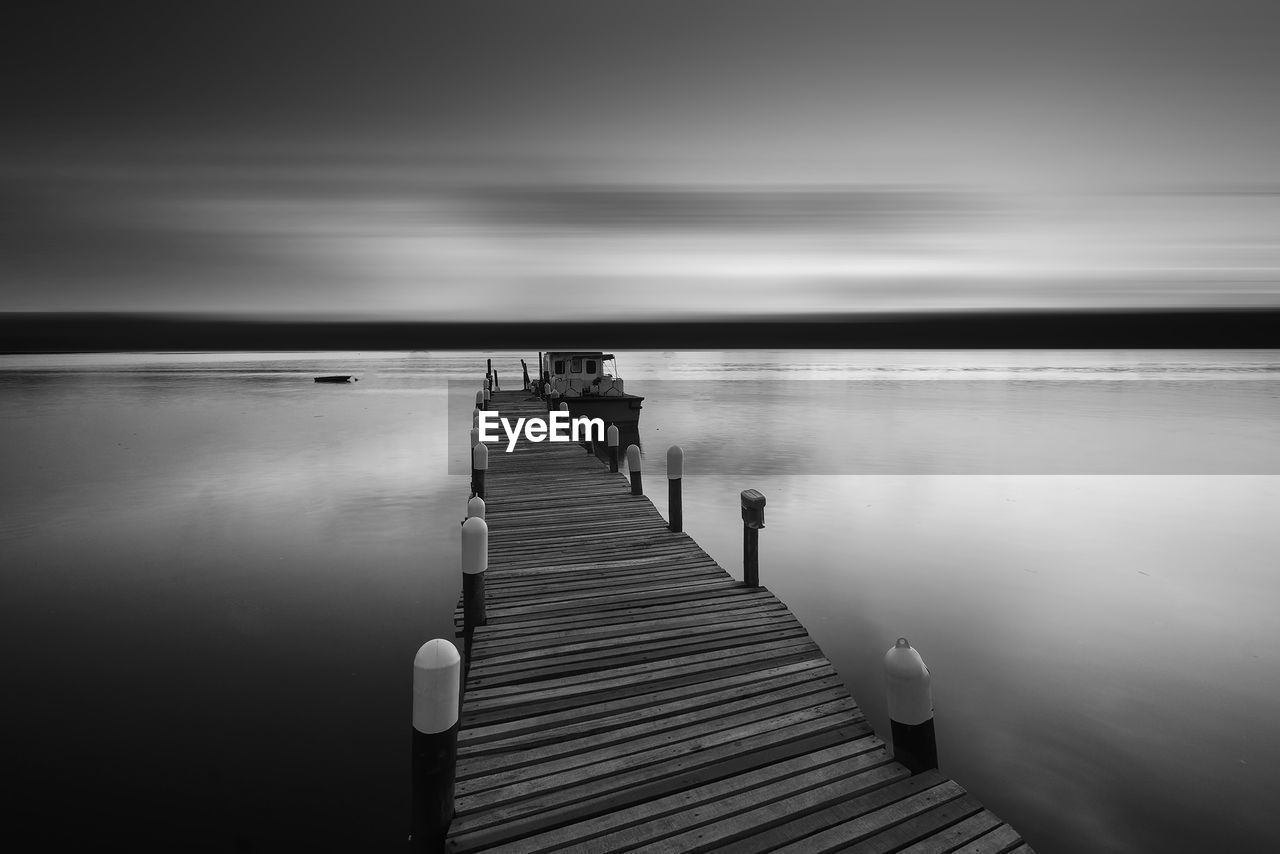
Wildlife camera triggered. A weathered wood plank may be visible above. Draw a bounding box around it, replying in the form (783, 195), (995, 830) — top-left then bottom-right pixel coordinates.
(454, 697), (861, 810)
(949, 824), (1028, 854)
(462, 637), (822, 705)
(456, 683), (853, 782)
(841, 794), (983, 854)
(458, 658), (835, 749)
(896, 809), (1006, 854)
(447, 717), (876, 845)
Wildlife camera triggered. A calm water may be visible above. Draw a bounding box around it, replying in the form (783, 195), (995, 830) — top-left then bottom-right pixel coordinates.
(3, 350), (1279, 852)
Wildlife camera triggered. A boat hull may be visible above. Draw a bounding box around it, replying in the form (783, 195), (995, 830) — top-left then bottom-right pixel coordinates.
(550, 394), (644, 459)
(555, 394), (643, 425)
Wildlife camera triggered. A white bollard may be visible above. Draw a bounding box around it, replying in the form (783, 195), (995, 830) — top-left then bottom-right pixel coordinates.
(466, 495), (485, 520)
(884, 637), (937, 773)
(410, 639), (460, 852)
(461, 516), (488, 631)
(607, 424), (620, 472)
(472, 442), (488, 499)
(475, 389), (485, 411)
(626, 444), (643, 495)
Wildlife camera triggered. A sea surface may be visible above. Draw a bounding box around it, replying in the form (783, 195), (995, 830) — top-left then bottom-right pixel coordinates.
(2, 349), (1279, 852)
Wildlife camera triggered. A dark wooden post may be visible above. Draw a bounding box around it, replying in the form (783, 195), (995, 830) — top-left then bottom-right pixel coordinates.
(410, 639), (460, 853)
(740, 489), (765, 587)
(885, 637), (938, 773)
(626, 445), (643, 495)
(667, 445), (684, 532)
(607, 424), (620, 472)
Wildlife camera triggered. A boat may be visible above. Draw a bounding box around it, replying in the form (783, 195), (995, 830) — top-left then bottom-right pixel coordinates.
(533, 351), (643, 452)
(314, 375), (358, 383)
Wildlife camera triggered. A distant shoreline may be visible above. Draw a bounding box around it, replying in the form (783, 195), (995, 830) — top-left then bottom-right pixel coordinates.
(1, 310), (1277, 353)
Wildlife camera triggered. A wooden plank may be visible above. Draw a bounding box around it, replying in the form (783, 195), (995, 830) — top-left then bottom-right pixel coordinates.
(467, 596), (788, 647)
(462, 637), (822, 704)
(553, 757), (908, 854)
(763, 780), (967, 854)
(456, 682), (852, 782)
(457, 672), (841, 762)
(446, 718), (876, 847)
(448, 727), (874, 852)
(459, 646), (827, 728)
(896, 809), (1006, 854)
(950, 825), (1027, 854)
(454, 697), (861, 811)
(476, 739), (889, 854)
(843, 794), (983, 854)
(650, 771), (949, 854)
(462, 630), (815, 690)
(458, 658), (835, 748)
(466, 615), (805, 674)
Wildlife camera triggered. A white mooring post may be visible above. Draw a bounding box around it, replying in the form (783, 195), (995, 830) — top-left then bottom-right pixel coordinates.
(410, 639), (460, 854)
(461, 515), (488, 634)
(667, 446), (684, 532)
(466, 495), (485, 521)
(607, 424), (620, 472)
(884, 637), (938, 774)
(472, 442), (488, 500)
(475, 389), (485, 411)
(468, 426), (479, 494)
(626, 444), (643, 495)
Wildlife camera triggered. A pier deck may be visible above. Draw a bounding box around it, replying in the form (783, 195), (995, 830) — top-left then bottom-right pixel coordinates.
(448, 390), (1033, 853)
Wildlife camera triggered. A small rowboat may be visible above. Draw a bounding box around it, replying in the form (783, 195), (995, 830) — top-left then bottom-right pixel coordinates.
(314, 375), (357, 383)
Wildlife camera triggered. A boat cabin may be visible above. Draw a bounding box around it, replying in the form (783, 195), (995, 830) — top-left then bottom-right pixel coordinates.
(541, 351), (626, 397)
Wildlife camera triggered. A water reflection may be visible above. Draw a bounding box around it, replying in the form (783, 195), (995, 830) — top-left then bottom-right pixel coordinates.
(1, 350), (1278, 852)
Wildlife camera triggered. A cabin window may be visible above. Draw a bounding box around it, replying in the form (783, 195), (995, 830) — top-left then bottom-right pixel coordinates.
(571, 358), (583, 374)
(585, 359), (597, 374)
(553, 360), (566, 375)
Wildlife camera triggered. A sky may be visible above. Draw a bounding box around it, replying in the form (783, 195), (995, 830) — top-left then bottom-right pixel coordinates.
(4, 1), (1280, 320)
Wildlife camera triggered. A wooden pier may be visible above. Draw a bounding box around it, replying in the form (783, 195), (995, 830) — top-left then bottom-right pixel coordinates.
(444, 389), (1034, 853)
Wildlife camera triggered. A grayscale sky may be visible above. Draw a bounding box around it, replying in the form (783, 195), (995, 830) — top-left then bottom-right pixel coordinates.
(4, 1), (1280, 319)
